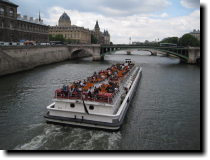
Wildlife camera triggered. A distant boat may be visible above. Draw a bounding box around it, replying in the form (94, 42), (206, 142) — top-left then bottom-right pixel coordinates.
(127, 51), (131, 55)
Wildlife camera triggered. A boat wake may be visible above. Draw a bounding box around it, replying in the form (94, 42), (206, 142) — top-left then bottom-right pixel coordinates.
(14, 123), (121, 150)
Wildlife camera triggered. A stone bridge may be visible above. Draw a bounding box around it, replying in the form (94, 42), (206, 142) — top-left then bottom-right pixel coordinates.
(0, 44), (102, 76)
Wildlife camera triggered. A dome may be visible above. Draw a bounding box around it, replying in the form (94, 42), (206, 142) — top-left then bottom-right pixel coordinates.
(58, 12), (71, 27)
(59, 12), (70, 22)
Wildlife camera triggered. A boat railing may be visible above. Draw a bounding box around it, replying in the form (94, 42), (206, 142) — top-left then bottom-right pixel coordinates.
(54, 63), (136, 104)
(55, 89), (117, 104)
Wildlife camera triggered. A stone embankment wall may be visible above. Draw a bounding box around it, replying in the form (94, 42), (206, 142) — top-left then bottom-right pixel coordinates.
(0, 46), (72, 76)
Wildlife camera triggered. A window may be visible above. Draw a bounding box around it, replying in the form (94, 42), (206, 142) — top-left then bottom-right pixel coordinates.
(0, 7), (4, 15)
(9, 8), (14, 16)
(89, 105), (94, 110)
(70, 103), (75, 108)
(1, 21), (3, 28)
(9, 23), (13, 29)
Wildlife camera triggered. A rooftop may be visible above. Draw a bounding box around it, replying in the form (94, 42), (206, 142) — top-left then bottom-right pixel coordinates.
(190, 29), (200, 34)
(59, 12), (71, 22)
(0, 0), (18, 7)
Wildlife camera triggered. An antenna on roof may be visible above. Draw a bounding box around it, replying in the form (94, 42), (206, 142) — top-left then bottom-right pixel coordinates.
(39, 10), (41, 22)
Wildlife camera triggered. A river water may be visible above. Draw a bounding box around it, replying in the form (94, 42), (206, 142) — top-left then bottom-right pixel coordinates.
(0, 51), (200, 150)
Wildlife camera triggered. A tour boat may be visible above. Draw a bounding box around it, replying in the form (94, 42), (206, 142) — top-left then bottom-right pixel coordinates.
(44, 59), (142, 130)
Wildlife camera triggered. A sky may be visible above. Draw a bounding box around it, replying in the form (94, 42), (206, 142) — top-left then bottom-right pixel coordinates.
(11, 0), (200, 44)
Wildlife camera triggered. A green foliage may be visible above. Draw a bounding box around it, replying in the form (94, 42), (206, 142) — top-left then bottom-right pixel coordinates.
(91, 34), (98, 44)
(179, 34), (200, 47)
(161, 37), (179, 44)
(144, 40), (149, 44)
(49, 34), (80, 44)
(142, 40), (159, 46)
(49, 34), (65, 42)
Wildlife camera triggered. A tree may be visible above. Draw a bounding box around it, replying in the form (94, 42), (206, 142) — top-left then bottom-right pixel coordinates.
(179, 34), (200, 47)
(161, 37), (179, 44)
(91, 34), (98, 44)
(49, 34), (65, 42)
(144, 40), (149, 44)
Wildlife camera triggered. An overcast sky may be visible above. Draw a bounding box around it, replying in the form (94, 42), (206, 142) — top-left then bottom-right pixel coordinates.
(12, 0), (200, 44)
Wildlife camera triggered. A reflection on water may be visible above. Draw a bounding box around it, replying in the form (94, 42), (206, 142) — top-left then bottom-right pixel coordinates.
(0, 51), (200, 150)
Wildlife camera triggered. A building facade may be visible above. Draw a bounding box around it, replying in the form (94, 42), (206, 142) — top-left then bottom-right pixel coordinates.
(49, 12), (91, 44)
(189, 29), (200, 41)
(49, 12), (110, 44)
(0, 0), (49, 42)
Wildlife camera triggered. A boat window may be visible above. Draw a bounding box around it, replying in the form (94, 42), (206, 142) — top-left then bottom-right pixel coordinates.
(89, 105), (94, 110)
(70, 103), (75, 108)
(127, 97), (130, 103)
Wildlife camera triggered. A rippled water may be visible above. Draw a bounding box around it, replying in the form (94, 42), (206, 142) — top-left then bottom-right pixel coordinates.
(0, 51), (200, 150)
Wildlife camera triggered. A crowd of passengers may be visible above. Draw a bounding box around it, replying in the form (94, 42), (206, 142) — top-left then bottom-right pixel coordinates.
(57, 62), (134, 100)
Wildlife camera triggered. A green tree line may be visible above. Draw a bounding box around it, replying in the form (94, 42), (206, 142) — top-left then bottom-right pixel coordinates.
(49, 34), (101, 44)
(49, 34), (80, 44)
(160, 34), (200, 47)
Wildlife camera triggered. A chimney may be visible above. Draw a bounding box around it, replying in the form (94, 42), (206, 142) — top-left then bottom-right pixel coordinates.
(30, 17), (33, 21)
(23, 15), (27, 20)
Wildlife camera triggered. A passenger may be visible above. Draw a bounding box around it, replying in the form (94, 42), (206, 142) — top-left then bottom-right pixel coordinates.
(80, 81), (84, 87)
(69, 87), (74, 97)
(94, 88), (99, 95)
(78, 87), (82, 92)
(124, 87), (128, 94)
(93, 72), (97, 76)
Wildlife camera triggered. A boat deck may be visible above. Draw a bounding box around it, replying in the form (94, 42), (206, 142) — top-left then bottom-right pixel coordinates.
(54, 63), (137, 105)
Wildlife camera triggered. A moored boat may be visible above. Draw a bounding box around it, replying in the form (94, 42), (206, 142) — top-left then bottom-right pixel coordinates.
(44, 59), (142, 130)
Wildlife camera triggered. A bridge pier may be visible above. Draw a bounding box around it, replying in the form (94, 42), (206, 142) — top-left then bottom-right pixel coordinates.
(92, 55), (104, 61)
(92, 45), (104, 61)
(187, 47), (200, 64)
(151, 51), (157, 56)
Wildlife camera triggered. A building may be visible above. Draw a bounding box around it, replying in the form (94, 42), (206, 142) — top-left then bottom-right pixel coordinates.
(189, 29), (200, 41)
(49, 12), (91, 44)
(91, 20), (110, 44)
(0, 0), (49, 42)
(49, 12), (110, 44)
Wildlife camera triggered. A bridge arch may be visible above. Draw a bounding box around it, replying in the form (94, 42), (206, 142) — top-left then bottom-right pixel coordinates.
(71, 48), (92, 59)
(68, 44), (102, 61)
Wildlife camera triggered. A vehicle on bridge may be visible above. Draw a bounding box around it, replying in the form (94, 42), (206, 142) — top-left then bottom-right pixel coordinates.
(24, 41), (36, 46)
(45, 59), (142, 130)
(50, 41), (64, 46)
